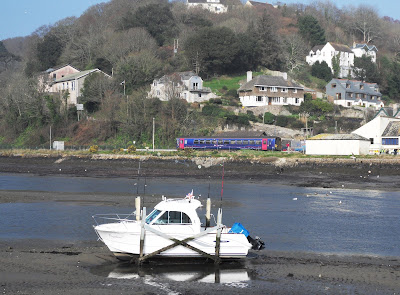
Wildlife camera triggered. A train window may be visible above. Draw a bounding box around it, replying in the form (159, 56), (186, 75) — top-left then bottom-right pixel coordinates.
(218, 140), (223, 144)
(231, 140), (236, 144)
(263, 140), (267, 144)
(194, 140), (199, 144)
(212, 140), (217, 144)
(237, 140), (242, 144)
(243, 140), (248, 144)
(249, 140), (255, 144)
(256, 140), (261, 145)
(206, 140), (211, 144)
(224, 140), (229, 144)
(200, 140), (205, 144)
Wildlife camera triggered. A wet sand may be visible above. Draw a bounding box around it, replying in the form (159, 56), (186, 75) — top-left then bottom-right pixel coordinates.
(1, 155), (400, 294)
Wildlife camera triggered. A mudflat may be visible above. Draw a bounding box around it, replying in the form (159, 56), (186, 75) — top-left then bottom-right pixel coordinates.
(0, 155), (400, 294)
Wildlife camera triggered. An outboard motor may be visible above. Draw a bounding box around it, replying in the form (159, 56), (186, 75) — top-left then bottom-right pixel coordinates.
(247, 235), (265, 250)
(229, 223), (265, 250)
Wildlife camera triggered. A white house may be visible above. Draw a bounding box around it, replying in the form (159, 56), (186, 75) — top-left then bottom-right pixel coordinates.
(306, 133), (370, 155)
(352, 115), (400, 154)
(40, 64), (80, 92)
(306, 42), (354, 78)
(48, 69), (111, 105)
(238, 71), (304, 107)
(351, 43), (378, 63)
(149, 71), (218, 103)
(186, 0), (228, 13)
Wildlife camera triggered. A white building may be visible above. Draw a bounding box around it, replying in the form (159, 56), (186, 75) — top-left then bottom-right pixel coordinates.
(48, 69), (111, 105)
(186, 0), (228, 13)
(351, 43), (378, 63)
(306, 133), (370, 155)
(149, 71), (218, 103)
(306, 42), (354, 78)
(238, 71), (304, 107)
(352, 115), (400, 154)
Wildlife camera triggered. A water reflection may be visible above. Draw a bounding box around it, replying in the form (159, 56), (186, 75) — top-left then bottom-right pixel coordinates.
(92, 261), (253, 285)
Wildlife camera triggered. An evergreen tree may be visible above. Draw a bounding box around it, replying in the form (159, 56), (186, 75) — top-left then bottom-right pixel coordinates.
(311, 61), (332, 82)
(298, 15), (326, 47)
(353, 56), (379, 83)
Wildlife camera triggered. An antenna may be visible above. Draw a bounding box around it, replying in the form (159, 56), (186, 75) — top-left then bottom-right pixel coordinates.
(220, 162), (224, 205)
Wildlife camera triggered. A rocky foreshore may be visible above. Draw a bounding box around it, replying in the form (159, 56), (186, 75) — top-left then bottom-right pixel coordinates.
(1, 153), (400, 191)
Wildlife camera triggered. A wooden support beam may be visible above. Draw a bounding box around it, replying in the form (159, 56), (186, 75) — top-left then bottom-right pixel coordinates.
(136, 223), (223, 263)
(214, 208), (222, 264)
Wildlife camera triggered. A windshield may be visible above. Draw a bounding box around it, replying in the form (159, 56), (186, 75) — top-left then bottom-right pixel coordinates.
(145, 209), (161, 224)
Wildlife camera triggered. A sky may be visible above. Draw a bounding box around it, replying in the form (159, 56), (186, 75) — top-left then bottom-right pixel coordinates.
(1, 0), (400, 41)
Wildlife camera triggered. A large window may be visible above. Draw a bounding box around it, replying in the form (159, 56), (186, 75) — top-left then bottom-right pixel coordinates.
(382, 138), (399, 145)
(153, 211), (191, 224)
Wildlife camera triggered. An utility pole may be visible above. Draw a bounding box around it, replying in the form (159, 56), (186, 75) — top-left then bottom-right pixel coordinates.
(49, 126), (52, 150)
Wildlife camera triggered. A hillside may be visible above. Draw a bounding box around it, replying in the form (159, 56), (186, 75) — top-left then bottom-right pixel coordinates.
(1, 0), (400, 149)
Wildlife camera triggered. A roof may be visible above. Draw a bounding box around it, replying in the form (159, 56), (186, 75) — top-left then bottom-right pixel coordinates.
(213, 130), (268, 137)
(382, 121), (400, 137)
(246, 1), (274, 8)
(238, 75), (303, 92)
(308, 133), (369, 140)
(310, 45), (324, 52)
(54, 69), (109, 83)
(45, 64), (80, 73)
(330, 43), (353, 53)
(353, 43), (378, 52)
(328, 78), (382, 97)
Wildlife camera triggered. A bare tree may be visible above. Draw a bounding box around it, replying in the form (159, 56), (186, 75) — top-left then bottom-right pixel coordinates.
(347, 5), (381, 43)
(283, 33), (308, 72)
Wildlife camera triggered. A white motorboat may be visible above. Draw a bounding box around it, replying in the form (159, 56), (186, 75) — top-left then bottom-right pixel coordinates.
(93, 193), (263, 260)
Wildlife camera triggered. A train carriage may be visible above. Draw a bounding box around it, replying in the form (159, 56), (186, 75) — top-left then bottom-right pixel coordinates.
(176, 137), (281, 151)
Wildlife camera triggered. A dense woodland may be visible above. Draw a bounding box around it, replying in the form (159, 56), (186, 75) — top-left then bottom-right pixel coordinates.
(1, 0), (400, 148)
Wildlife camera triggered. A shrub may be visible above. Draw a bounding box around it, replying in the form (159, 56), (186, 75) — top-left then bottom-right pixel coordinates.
(263, 112), (275, 124)
(89, 145), (99, 153)
(127, 145), (136, 153)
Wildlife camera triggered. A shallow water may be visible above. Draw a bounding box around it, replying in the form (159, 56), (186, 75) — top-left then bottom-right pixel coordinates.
(0, 173), (399, 257)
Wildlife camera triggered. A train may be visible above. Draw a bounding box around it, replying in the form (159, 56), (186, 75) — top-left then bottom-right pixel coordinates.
(176, 137), (282, 151)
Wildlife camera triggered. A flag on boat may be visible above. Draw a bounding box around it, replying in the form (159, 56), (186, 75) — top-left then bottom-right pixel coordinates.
(186, 189), (194, 200)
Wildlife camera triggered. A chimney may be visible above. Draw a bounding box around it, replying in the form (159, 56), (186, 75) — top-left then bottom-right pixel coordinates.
(247, 71), (252, 82)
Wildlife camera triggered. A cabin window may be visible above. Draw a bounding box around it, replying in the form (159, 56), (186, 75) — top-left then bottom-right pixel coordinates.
(255, 140), (261, 145)
(199, 140), (205, 144)
(212, 140), (217, 144)
(231, 140), (236, 144)
(224, 140), (229, 145)
(249, 140), (255, 145)
(218, 140), (223, 144)
(243, 140), (249, 144)
(169, 211), (191, 224)
(146, 209), (162, 224)
(194, 140), (199, 144)
(206, 140), (211, 144)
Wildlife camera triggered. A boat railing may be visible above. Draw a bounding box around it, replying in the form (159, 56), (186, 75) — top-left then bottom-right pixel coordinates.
(92, 212), (137, 227)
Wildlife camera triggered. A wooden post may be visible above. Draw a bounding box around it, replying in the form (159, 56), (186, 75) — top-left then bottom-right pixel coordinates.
(206, 197), (211, 228)
(139, 207), (146, 264)
(135, 196), (141, 221)
(214, 208), (222, 264)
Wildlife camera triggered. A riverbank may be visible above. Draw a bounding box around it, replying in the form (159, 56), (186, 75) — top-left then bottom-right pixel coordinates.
(1, 153), (400, 191)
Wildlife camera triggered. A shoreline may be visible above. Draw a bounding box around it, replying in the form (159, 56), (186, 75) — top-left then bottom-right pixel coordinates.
(1, 154), (400, 191)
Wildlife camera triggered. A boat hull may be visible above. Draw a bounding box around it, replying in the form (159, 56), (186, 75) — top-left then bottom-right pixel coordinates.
(94, 222), (251, 259)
